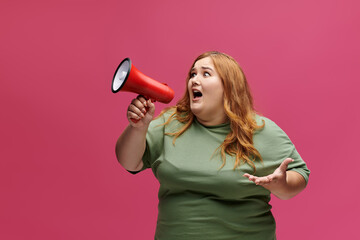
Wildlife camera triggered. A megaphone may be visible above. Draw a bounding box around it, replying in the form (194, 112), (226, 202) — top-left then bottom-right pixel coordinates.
(112, 58), (174, 103)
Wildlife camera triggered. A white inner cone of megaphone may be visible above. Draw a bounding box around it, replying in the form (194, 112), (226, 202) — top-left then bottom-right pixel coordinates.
(113, 60), (130, 91)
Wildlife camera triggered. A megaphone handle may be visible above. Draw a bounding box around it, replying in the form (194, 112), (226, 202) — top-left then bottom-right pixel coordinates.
(138, 95), (156, 103)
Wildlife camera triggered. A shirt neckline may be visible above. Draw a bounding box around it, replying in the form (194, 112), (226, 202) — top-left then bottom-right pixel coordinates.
(194, 117), (230, 129)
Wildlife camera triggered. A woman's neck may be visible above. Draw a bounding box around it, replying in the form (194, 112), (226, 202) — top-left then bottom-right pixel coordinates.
(195, 114), (229, 126)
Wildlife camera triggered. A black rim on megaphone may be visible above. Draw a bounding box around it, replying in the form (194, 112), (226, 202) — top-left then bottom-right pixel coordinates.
(112, 58), (131, 93)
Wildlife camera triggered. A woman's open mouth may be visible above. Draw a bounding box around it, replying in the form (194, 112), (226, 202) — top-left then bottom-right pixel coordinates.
(192, 89), (203, 100)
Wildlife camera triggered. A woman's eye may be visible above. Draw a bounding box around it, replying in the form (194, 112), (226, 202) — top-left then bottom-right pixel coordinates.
(204, 72), (210, 77)
(190, 73), (196, 78)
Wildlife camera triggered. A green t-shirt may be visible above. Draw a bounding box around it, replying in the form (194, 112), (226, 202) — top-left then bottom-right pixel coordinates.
(135, 111), (310, 240)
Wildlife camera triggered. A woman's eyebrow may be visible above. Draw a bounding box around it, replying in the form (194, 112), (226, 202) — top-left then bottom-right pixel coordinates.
(191, 66), (213, 71)
(201, 66), (213, 71)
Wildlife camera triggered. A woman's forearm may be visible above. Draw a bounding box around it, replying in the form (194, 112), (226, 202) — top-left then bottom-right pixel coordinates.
(271, 171), (307, 200)
(115, 124), (148, 171)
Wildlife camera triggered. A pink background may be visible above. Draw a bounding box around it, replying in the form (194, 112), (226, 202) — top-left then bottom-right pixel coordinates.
(1, 0), (359, 239)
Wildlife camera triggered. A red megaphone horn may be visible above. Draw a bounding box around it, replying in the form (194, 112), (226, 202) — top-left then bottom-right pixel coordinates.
(111, 58), (174, 104)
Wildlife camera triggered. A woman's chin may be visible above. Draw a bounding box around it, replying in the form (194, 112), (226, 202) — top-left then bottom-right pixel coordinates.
(190, 104), (203, 116)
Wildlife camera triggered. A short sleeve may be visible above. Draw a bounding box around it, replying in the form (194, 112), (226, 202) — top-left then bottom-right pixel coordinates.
(287, 147), (310, 186)
(254, 116), (310, 185)
(270, 119), (310, 185)
(127, 113), (166, 175)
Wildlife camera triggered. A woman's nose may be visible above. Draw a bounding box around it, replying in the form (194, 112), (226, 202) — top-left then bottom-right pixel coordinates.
(191, 75), (200, 86)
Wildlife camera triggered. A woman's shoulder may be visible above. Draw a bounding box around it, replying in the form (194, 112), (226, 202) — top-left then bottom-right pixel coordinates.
(153, 107), (177, 123)
(253, 114), (296, 153)
(254, 114), (286, 136)
(149, 107), (180, 130)
(255, 114), (275, 127)
(146, 107), (185, 138)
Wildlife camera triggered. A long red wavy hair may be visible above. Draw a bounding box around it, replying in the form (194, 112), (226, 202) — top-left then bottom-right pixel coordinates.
(158, 51), (264, 173)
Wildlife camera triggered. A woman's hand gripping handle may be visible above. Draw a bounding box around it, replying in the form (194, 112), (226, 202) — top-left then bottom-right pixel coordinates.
(127, 95), (155, 129)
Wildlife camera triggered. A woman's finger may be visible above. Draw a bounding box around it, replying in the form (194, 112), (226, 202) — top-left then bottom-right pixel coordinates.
(244, 174), (259, 183)
(127, 111), (141, 121)
(255, 176), (271, 185)
(131, 98), (147, 114)
(279, 158), (294, 172)
(137, 95), (148, 107)
(243, 173), (251, 178)
(128, 104), (145, 118)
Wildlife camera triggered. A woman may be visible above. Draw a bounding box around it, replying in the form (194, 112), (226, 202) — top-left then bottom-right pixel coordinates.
(115, 51), (310, 240)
